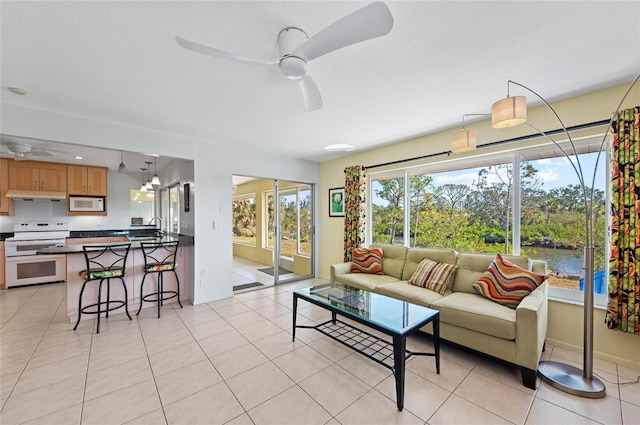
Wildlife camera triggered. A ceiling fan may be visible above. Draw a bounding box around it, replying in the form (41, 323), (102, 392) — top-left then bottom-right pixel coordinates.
(1, 143), (54, 160)
(175, 2), (394, 112)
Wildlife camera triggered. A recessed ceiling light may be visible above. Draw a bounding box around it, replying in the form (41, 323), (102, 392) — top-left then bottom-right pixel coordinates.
(74, 156), (83, 160)
(324, 144), (355, 152)
(8, 87), (27, 95)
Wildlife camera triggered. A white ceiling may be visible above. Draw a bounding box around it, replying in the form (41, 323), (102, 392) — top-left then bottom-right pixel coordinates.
(1, 1), (639, 165)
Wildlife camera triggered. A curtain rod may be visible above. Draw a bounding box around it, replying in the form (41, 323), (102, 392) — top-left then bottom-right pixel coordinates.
(362, 119), (610, 171)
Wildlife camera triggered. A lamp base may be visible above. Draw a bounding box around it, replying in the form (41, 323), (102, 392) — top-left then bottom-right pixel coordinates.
(537, 360), (606, 398)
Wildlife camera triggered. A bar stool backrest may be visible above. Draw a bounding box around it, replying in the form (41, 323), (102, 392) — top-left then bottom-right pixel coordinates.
(82, 243), (132, 278)
(140, 240), (180, 271)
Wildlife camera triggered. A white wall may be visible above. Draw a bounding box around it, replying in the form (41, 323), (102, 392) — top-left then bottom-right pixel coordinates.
(1, 103), (320, 304)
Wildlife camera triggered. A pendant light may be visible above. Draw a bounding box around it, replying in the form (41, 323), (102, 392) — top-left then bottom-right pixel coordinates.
(144, 161), (154, 190)
(151, 156), (161, 186)
(140, 168), (147, 192)
(117, 151), (127, 175)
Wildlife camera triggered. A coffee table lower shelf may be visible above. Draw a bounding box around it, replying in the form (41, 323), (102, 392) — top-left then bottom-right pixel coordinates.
(303, 319), (433, 372)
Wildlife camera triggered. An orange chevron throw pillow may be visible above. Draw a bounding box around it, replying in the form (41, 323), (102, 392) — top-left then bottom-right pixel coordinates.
(351, 247), (384, 275)
(473, 254), (547, 308)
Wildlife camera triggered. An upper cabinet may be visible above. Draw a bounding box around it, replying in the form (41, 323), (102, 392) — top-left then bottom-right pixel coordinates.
(67, 165), (107, 196)
(8, 160), (67, 192)
(0, 158), (14, 215)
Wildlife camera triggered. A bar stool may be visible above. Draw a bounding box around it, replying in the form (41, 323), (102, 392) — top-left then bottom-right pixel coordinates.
(136, 240), (182, 318)
(74, 243), (132, 333)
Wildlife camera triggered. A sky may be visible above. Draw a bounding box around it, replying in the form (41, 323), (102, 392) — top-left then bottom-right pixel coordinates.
(371, 151), (607, 206)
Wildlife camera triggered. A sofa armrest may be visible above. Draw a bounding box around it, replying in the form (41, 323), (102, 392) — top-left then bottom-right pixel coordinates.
(330, 262), (353, 282)
(530, 259), (548, 275)
(515, 282), (548, 370)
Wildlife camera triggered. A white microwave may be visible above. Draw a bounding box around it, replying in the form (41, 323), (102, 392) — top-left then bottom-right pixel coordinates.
(69, 196), (105, 212)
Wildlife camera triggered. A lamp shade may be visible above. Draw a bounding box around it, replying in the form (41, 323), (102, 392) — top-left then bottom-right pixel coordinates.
(492, 95), (527, 128)
(451, 130), (476, 153)
(151, 175), (161, 186)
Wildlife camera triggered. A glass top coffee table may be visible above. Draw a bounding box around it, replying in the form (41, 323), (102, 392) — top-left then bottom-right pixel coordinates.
(293, 283), (440, 411)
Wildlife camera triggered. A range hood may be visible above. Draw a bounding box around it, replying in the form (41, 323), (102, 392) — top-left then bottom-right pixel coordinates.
(6, 189), (67, 200)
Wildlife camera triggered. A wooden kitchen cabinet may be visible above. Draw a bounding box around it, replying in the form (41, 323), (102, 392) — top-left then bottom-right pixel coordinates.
(67, 165), (107, 196)
(0, 159), (14, 215)
(8, 160), (67, 192)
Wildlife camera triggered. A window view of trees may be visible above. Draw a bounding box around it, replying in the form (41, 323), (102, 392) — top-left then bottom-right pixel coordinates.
(267, 185), (312, 258)
(370, 150), (607, 293)
(371, 175), (404, 244)
(520, 155), (606, 291)
(232, 196), (256, 246)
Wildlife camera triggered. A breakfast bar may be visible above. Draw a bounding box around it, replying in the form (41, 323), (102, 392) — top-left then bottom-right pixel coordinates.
(38, 236), (193, 325)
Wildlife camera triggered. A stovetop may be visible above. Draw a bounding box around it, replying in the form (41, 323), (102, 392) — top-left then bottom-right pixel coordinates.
(8, 222), (70, 242)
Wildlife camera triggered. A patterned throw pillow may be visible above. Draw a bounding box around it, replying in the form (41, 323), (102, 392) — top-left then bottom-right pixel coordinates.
(473, 254), (547, 308)
(351, 247), (384, 275)
(408, 259), (457, 294)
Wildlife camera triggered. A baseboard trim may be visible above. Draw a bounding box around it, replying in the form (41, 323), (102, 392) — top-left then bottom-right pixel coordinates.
(545, 338), (638, 370)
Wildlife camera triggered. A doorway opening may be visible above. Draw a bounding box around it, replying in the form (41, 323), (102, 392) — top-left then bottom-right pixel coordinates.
(232, 175), (314, 290)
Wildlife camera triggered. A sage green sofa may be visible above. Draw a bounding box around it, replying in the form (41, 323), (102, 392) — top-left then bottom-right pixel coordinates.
(330, 243), (548, 390)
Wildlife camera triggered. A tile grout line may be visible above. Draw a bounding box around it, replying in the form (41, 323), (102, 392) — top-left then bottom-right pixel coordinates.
(134, 310), (170, 425)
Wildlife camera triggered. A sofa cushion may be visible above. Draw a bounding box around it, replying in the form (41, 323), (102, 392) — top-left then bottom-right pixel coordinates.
(408, 259), (456, 295)
(402, 248), (457, 280)
(430, 292), (516, 340)
(375, 281), (446, 307)
(351, 247), (384, 275)
(334, 273), (400, 292)
(473, 254), (547, 308)
(370, 243), (408, 279)
(452, 252), (531, 294)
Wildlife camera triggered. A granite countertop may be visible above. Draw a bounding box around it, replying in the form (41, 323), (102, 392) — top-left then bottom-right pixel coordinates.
(0, 232), (14, 241)
(37, 234), (194, 255)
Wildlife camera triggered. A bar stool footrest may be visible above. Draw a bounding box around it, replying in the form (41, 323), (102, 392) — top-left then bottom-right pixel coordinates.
(141, 291), (179, 303)
(80, 300), (128, 315)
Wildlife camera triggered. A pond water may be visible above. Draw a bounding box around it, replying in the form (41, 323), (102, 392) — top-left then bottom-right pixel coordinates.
(522, 246), (583, 275)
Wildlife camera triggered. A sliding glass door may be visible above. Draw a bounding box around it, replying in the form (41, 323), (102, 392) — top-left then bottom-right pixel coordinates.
(274, 181), (313, 284)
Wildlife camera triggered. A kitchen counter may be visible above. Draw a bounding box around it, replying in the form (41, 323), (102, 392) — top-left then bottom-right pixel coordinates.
(0, 232), (14, 241)
(37, 234), (194, 254)
(35, 234), (193, 325)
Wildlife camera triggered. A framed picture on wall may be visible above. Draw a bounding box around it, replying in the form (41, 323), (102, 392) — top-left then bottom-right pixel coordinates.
(329, 187), (345, 217)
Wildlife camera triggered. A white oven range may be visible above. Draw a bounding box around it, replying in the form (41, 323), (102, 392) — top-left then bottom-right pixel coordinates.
(5, 222), (69, 287)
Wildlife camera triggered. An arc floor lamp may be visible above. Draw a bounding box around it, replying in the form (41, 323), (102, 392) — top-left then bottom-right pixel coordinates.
(489, 73), (640, 398)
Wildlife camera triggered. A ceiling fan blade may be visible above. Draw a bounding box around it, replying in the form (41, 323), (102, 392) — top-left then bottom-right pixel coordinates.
(298, 76), (323, 112)
(293, 2), (393, 62)
(175, 36), (280, 66)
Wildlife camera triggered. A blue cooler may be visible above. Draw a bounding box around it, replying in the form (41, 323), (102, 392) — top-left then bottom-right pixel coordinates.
(579, 270), (606, 294)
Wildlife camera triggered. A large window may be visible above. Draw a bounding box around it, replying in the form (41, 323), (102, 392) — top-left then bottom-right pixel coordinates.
(519, 151), (607, 293)
(406, 157), (515, 254)
(368, 139), (608, 300)
(232, 195), (256, 246)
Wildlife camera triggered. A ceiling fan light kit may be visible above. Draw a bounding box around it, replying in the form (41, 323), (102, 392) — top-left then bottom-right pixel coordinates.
(175, 2), (393, 112)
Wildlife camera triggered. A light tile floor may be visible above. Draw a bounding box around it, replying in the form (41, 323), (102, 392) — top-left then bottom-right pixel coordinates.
(1, 277), (639, 425)
(232, 257), (305, 289)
